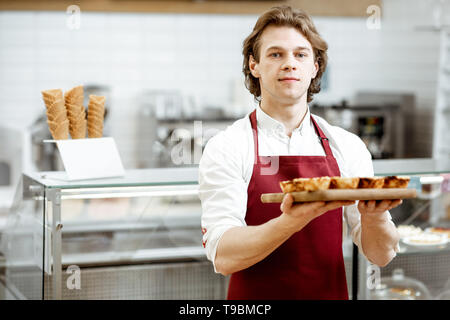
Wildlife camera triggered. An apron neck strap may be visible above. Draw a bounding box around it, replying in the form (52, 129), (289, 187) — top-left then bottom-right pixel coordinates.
(249, 109), (259, 160)
(310, 114), (334, 156)
(249, 108), (334, 158)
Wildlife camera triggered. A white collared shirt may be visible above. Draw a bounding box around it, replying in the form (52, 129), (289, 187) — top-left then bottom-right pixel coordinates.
(198, 105), (397, 272)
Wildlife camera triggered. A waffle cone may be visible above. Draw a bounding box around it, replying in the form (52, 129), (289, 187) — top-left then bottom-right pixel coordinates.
(88, 128), (103, 138)
(67, 109), (86, 121)
(88, 98), (105, 118)
(89, 94), (105, 104)
(51, 119), (69, 140)
(47, 110), (67, 123)
(88, 106), (105, 119)
(47, 120), (58, 132)
(42, 89), (63, 102)
(87, 120), (103, 128)
(87, 95), (105, 139)
(66, 101), (84, 111)
(87, 116), (103, 137)
(69, 116), (87, 128)
(70, 119), (86, 139)
(43, 97), (64, 109)
(88, 114), (103, 123)
(87, 123), (103, 133)
(45, 99), (66, 116)
(64, 85), (84, 104)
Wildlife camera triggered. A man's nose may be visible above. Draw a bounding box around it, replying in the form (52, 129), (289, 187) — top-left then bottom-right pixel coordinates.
(281, 56), (297, 71)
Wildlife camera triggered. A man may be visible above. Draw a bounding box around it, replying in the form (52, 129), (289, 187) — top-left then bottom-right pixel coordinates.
(198, 6), (401, 300)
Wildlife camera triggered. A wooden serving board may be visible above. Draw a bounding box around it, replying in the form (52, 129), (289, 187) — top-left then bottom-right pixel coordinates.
(261, 188), (417, 203)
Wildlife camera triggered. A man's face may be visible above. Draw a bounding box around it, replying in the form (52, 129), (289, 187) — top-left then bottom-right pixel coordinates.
(250, 25), (319, 105)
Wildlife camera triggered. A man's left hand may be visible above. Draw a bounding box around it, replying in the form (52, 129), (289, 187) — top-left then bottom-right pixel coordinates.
(358, 199), (402, 217)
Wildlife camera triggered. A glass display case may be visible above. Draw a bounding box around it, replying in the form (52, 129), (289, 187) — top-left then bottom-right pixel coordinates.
(357, 157), (450, 300)
(1, 158), (449, 300)
(1, 168), (226, 300)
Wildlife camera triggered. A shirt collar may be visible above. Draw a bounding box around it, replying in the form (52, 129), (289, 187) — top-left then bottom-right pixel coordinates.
(256, 104), (311, 135)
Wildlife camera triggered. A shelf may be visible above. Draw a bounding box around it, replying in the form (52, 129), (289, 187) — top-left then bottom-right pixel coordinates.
(25, 167), (199, 190)
(373, 158), (450, 176)
(60, 218), (201, 234)
(0, 0), (382, 16)
(61, 246), (207, 268)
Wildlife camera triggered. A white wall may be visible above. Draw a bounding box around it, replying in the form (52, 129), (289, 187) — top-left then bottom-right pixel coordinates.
(0, 0), (443, 167)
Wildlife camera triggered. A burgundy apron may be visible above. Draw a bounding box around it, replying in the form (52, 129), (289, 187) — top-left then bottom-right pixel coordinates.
(227, 109), (348, 300)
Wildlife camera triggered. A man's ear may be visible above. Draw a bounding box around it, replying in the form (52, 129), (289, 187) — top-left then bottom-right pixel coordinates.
(312, 61), (319, 79)
(249, 55), (260, 78)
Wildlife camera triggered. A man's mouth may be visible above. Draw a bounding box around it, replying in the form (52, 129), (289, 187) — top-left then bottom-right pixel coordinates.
(278, 77), (300, 82)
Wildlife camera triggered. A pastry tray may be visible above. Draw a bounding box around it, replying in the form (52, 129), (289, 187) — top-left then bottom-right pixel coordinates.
(261, 188), (417, 203)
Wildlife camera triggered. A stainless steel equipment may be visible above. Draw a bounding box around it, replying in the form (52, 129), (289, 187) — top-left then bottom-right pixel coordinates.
(310, 92), (419, 159)
(311, 100), (404, 159)
(136, 89), (236, 168)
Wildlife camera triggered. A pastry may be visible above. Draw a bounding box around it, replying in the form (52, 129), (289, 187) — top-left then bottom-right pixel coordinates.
(405, 233), (446, 244)
(330, 177), (359, 189)
(279, 175), (406, 193)
(397, 225), (423, 238)
(358, 177), (385, 189)
(383, 176), (410, 188)
(293, 177), (331, 191)
(427, 227), (450, 238)
(279, 180), (296, 193)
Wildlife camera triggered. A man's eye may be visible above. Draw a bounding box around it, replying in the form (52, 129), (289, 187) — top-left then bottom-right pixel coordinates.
(297, 53), (306, 58)
(270, 52), (280, 58)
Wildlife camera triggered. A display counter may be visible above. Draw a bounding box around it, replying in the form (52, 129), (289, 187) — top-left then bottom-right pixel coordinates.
(1, 167), (226, 300)
(1, 158), (449, 300)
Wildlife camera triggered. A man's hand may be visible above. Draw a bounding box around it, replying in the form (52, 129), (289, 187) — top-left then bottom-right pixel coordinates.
(359, 199), (402, 267)
(280, 193), (355, 231)
(358, 200), (402, 221)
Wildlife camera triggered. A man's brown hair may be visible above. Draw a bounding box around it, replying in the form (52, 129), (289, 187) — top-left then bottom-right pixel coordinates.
(242, 5), (328, 103)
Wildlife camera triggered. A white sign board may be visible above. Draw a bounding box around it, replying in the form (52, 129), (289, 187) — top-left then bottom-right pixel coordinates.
(44, 137), (125, 181)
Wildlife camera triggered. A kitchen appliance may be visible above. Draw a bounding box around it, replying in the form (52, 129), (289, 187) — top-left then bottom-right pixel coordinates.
(136, 90), (234, 168)
(311, 92), (415, 159)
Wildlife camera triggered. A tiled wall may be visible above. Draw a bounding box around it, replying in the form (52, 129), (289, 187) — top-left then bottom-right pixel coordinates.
(0, 0), (442, 168)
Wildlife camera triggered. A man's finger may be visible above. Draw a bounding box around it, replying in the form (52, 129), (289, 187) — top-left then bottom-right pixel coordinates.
(294, 201), (326, 211)
(280, 193), (294, 212)
(376, 200), (393, 212)
(322, 200), (355, 212)
(387, 199), (402, 210)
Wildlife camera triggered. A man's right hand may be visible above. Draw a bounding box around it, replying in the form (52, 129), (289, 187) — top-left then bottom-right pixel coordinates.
(280, 193), (355, 231)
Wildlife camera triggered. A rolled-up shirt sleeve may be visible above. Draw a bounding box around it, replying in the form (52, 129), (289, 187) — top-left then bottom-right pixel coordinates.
(342, 133), (400, 259)
(198, 131), (248, 273)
